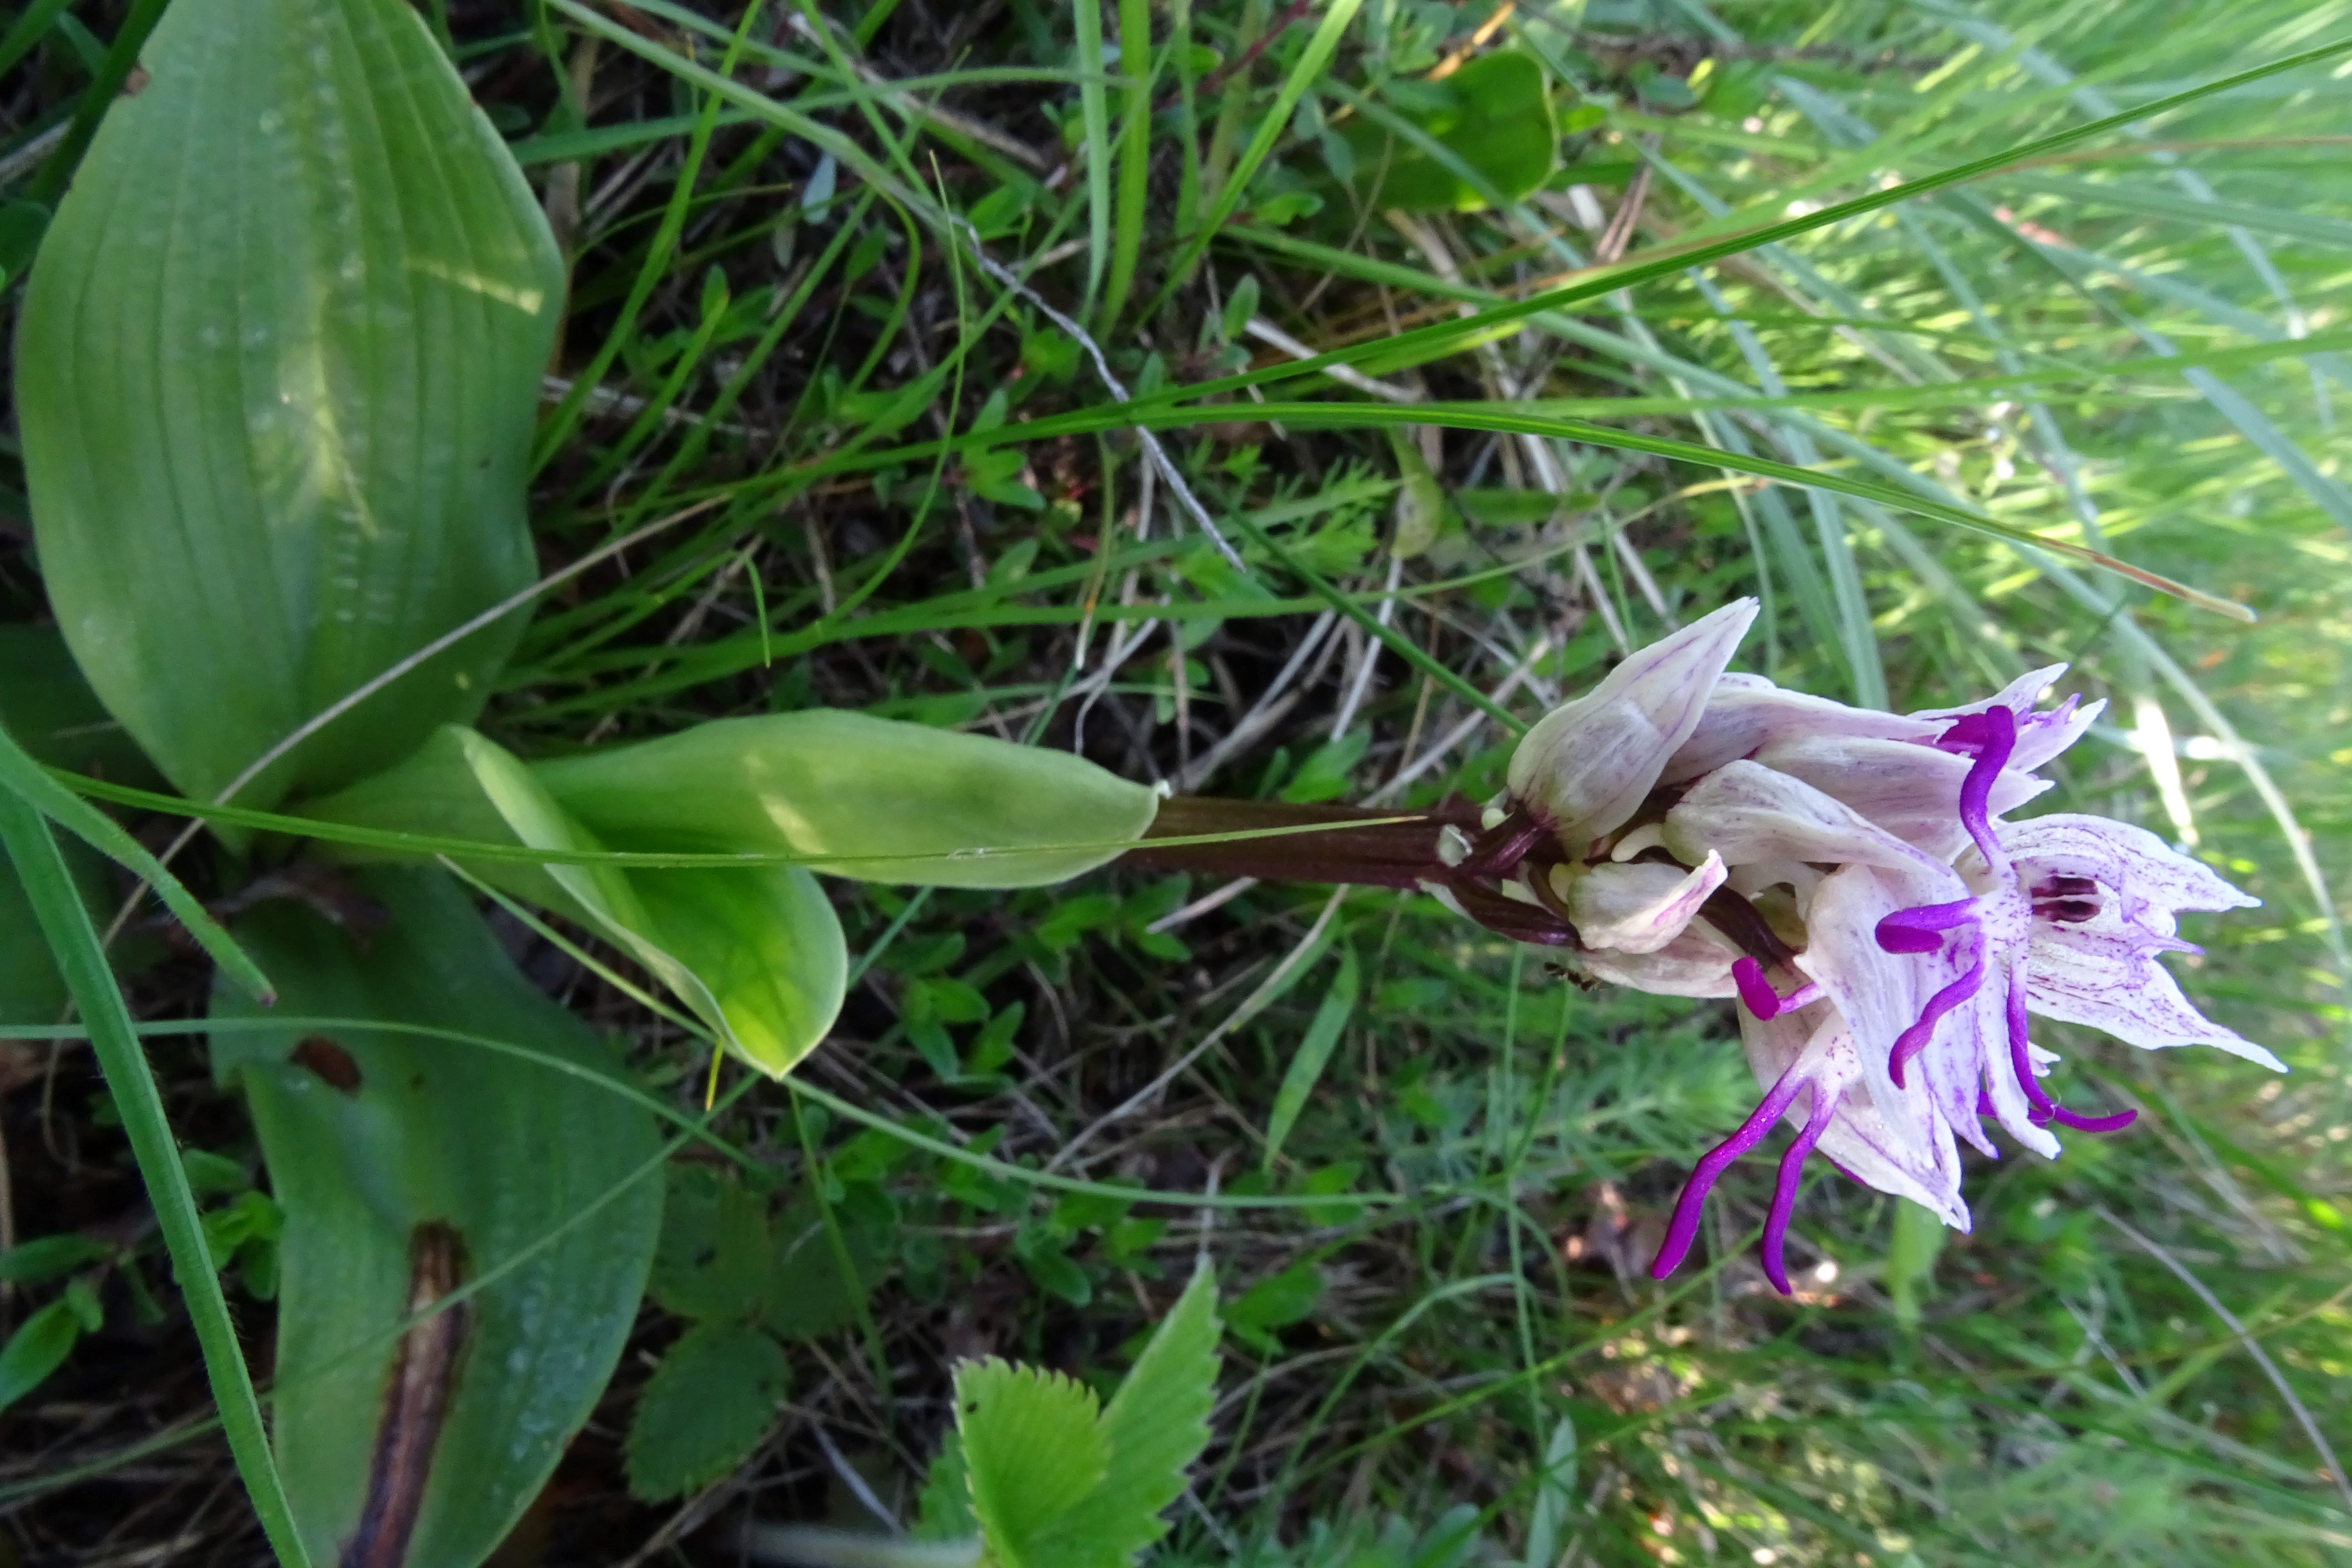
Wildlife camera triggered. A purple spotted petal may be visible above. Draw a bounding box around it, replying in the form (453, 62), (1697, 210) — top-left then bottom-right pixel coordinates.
(1664, 674), (1941, 784)
(1508, 599), (1759, 848)
(1752, 734), (2050, 861)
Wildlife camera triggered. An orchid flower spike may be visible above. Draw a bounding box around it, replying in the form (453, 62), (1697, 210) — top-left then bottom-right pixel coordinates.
(1435, 603), (2273, 1295)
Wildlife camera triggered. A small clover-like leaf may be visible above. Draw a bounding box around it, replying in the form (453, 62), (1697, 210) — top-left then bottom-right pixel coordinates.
(624, 1322), (790, 1502)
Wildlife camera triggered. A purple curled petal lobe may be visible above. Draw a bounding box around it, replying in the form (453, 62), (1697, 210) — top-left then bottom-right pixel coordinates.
(2051, 1104), (2138, 1133)
(1761, 1083), (1836, 1295)
(1732, 957), (1823, 1019)
(1889, 953), (1987, 1088)
(2005, 974), (2055, 1120)
(1732, 958), (1783, 1019)
(1650, 1071), (1806, 1280)
(1940, 706), (2017, 868)
(1876, 898), (1980, 954)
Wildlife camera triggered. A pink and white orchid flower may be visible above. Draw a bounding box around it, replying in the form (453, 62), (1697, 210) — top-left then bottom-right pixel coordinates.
(1444, 607), (2275, 1295)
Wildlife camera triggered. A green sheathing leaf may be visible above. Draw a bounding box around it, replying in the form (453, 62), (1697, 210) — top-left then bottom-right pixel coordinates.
(622, 1322), (790, 1502)
(211, 869), (661, 1567)
(17, 0), (562, 808)
(305, 724), (849, 1075)
(631, 862), (849, 1076)
(533, 710), (1162, 888)
(957, 1360), (1109, 1568)
(1047, 1264), (1221, 1565)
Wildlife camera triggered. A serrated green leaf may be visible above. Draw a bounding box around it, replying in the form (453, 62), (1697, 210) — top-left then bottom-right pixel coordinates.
(916, 1431), (979, 1540)
(650, 1166), (775, 1325)
(767, 1193), (886, 1342)
(1045, 1264), (1220, 1566)
(0, 1298), (81, 1411)
(18, 0), (562, 810)
(956, 1360), (1108, 1568)
(534, 711), (1161, 888)
(211, 868), (662, 1568)
(623, 1322), (790, 1502)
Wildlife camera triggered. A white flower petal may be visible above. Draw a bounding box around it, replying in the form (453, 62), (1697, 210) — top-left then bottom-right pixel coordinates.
(2026, 918), (2284, 1068)
(2006, 813), (2260, 916)
(1793, 860), (1974, 1136)
(1754, 735), (2051, 859)
(1561, 853), (1726, 954)
(1664, 674), (1940, 784)
(1508, 599), (1758, 847)
(1739, 1008), (1970, 1230)
(1910, 666), (2097, 773)
(1666, 760), (1946, 874)
(1581, 920), (1741, 997)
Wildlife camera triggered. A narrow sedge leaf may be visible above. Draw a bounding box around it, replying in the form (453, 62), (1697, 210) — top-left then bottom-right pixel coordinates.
(1263, 951), (1359, 1171)
(18, 0), (563, 809)
(1048, 1263), (1222, 1565)
(0, 719), (272, 1001)
(0, 792), (308, 1565)
(212, 869), (661, 1568)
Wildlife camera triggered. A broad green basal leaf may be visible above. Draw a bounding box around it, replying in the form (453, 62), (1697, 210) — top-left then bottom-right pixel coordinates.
(534, 711), (1160, 888)
(211, 869), (660, 1568)
(18, 0), (562, 810)
(300, 725), (848, 1076)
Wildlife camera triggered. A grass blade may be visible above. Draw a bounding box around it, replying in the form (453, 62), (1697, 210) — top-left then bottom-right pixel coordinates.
(0, 789), (309, 1566)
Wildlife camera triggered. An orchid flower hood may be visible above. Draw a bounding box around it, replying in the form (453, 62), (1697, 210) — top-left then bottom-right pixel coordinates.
(1437, 598), (2273, 1293)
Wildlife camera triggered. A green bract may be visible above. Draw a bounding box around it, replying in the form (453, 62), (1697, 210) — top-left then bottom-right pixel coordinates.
(533, 710), (1162, 887)
(17, 0), (563, 809)
(212, 870), (661, 1567)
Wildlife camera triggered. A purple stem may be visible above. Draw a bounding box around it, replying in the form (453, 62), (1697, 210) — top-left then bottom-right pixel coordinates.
(1650, 1070), (1807, 1280)
(1761, 1082), (1836, 1295)
(1889, 935), (1987, 1087)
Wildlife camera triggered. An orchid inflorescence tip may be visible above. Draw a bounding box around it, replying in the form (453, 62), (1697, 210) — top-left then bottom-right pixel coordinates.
(1431, 599), (2272, 1296)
